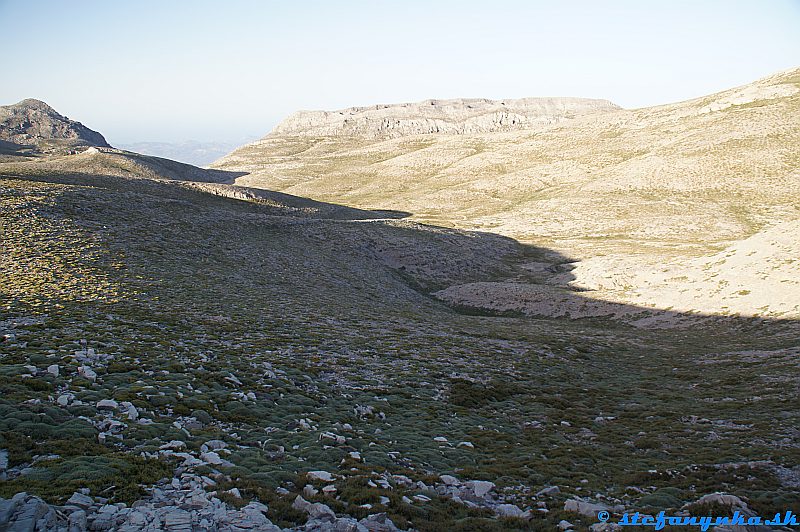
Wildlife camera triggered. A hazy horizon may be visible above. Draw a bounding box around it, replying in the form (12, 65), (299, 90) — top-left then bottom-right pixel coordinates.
(1, 0), (799, 144)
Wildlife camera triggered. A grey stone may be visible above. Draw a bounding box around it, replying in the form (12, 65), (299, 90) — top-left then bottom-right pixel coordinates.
(466, 480), (495, 498)
(564, 498), (609, 518)
(96, 399), (118, 410)
(200, 451), (223, 465)
(68, 509), (87, 532)
(66, 493), (94, 510)
(358, 512), (400, 532)
(536, 485), (560, 497)
(439, 474), (459, 486)
(202, 439), (227, 451)
(293, 496), (336, 521)
(163, 508), (193, 530)
(0, 497), (21, 525)
(9, 496), (49, 532)
(494, 503), (525, 517)
(684, 492), (748, 510)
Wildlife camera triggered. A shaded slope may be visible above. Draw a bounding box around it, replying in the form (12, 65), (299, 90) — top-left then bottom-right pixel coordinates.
(1, 168), (798, 528)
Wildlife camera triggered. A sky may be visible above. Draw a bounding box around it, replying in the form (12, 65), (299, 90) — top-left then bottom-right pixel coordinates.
(1, 0), (798, 145)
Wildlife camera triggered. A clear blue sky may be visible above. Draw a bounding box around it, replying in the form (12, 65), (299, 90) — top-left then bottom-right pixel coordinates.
(1, 0), (798, 144)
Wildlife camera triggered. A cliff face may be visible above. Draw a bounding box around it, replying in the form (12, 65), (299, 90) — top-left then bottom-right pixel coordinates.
(271, 97), (621, 138)
(0, 98), (110, 148)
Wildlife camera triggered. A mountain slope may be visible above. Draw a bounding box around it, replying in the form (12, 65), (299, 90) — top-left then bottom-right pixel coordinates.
(212, 67), (800, 319)
(0, 99), (109, 151)
(272, 97), (620, 138)
(1, 99), (799, 528)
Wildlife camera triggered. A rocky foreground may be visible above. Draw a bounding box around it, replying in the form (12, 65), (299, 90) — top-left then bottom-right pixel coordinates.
(0, 473), (762, 532)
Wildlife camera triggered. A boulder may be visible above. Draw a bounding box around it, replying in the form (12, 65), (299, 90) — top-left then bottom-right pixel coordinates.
(199, 451), (223, 465)
(66, 492), (94, 509)
(439, 474), (459, 486)
(96, 399), (118, 410)
(495, 504), (525, 518)
(466, 480), (495, 498)
(307, 470), (335, 482)
(359, 512), (400, 532)
(292, 495), (336, 521)
(536, 485), (561, 497)
(202, 439), (227, 451)
(684, 492), (748, 510)
(564, 498), (609, 518)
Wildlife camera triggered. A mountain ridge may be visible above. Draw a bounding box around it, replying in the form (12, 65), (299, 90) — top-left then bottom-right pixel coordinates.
(270, 96), (621, 138)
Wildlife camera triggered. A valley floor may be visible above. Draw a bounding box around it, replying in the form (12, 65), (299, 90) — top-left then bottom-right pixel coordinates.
(1, 171), (799, 530)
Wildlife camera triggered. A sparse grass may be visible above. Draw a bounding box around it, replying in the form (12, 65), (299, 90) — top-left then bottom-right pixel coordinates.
(1, 161), (798, 528)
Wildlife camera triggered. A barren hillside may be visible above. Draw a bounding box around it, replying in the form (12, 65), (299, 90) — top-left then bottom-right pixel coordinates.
(212, 68), (800, 319)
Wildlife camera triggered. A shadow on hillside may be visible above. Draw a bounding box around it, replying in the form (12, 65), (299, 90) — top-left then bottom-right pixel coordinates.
(0, 170), (411, 221)
(2, 168), (798, 336)
(0, 140), (37, 160)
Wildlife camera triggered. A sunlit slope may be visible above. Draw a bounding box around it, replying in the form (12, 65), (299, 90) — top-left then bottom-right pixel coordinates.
(213, 68), (800, 256)
(212, 68), (800, 319)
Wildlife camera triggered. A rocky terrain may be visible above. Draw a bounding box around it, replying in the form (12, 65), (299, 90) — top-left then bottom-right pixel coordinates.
(212, 68), (800, 322)
(1, 87), (799, 531)
(270, 97), (620, 138)
(0, 99), (109, 155)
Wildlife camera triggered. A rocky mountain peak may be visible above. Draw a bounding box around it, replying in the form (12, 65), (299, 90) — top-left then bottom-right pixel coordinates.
(0, 98), (110, 149)
(270, 96), (622, 139)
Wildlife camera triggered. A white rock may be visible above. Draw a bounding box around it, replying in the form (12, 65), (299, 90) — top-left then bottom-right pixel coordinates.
(467, 480), (495, 498)
(47, 364), (59, 377)
(457, 441), (474, 448)
(307, 470), (334, 482)
(56, 394), (73, 406)
(439, 475), (459, 486)
(683, 492), (748, 510)
(433, 436), (448, 443)
(413, 494), (431, 502)
(558, 520), (575, 530)
(564, 498), (609, 517)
